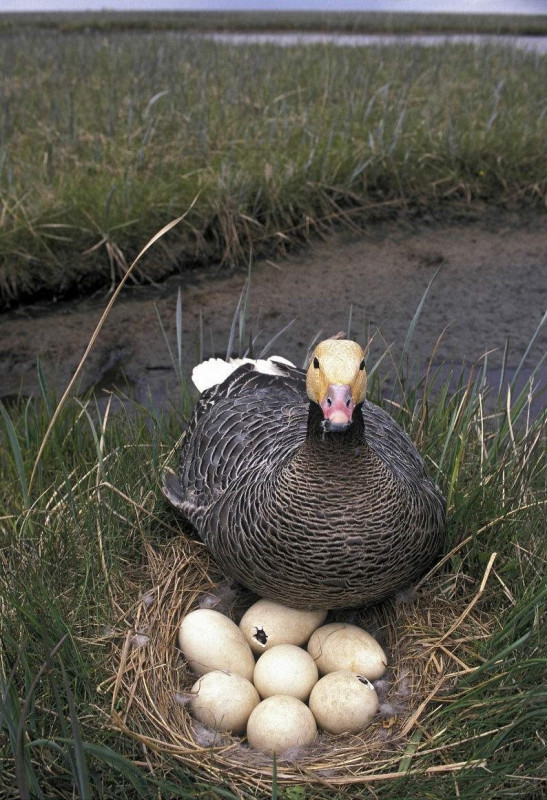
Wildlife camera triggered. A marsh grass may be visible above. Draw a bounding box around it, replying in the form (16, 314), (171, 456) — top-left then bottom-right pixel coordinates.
(0, 25), (546, 305)
(0, 230), (545, 797)
(2, 11), (547, 36)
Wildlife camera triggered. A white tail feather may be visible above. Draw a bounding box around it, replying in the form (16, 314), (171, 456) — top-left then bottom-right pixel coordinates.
(192, 355), (295, 393)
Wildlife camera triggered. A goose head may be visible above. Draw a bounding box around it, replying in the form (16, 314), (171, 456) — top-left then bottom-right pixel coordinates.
(306, 339), (367, 432)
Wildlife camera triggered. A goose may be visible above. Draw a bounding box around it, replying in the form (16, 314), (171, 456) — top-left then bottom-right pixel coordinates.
(163, 338), (446, 610)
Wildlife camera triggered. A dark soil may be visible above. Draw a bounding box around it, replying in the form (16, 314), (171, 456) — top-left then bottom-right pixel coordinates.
(1, 211), (545, 416)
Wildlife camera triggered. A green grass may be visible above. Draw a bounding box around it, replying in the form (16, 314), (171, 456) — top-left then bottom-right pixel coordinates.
(1, 11), (547, 36)
(0, 26), (546, 305)
(0, 289), (545, 798)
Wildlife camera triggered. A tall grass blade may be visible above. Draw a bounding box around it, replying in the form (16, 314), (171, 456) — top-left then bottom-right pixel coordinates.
(366, 345), (392, 382)
(36, 357), (53, 417)
(59, 659), (92, 800)
(347, 303), (353, 341)
(155, 304), (177, 373)
(510, 309), (546, 390)
(0, 400), (30, 511)
(498, 337), (510, 399)
(14, 635), (67, 800)
(400, 262), (445, 370)
(176, 286), (183, 381)
(258, 318), (296, 358)
(28, 198), (199, 494)
(144, 89), (169, 118)
(198, 309), (204, 363)
(238, 262), (252, 356)
(303, 329), (324, 368)
(28, 739), (150, 796)
(225, 278), (249, 359)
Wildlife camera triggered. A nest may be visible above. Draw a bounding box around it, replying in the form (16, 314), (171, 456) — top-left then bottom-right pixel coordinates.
(109, 532), (496, 795)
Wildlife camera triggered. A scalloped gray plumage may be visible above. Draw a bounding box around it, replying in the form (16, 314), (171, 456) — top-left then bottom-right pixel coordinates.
(163, 358), (446, 610)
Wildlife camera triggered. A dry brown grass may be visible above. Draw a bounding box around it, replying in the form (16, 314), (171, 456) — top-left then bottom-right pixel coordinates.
(107, 529), (499, 796)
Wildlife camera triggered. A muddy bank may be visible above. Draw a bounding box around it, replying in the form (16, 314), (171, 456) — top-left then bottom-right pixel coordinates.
(1, 213), (546, 415)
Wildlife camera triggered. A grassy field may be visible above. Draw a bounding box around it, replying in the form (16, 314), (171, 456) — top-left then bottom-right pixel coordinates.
(0, 20), (546, 305)
(1, 11), (546, 799)
(2, 11), (547, 36)
(0, 293), (546, 798)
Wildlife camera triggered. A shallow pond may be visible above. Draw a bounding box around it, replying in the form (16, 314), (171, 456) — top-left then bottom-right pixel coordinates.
(199, 32), (547, 54)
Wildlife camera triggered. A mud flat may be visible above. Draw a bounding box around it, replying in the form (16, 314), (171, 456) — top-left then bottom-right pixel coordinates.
(1, 213), (545, 415)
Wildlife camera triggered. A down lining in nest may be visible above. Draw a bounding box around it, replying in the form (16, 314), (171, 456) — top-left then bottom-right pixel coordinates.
(107, 535), (497, 795)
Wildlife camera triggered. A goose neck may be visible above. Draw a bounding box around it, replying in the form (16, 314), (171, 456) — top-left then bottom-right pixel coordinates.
(305, 400), (366, 448)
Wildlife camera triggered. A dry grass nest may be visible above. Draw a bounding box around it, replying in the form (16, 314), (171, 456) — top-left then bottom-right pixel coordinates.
(108, 532), (498, 795)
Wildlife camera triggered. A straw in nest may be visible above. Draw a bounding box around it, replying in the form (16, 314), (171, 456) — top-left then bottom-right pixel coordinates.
(108, 533), (497, 795)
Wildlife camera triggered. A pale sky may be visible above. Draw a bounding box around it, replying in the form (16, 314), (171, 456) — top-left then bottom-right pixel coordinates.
(3, 1), (547, 15)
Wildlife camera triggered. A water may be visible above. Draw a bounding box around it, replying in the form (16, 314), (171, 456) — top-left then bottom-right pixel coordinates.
(202, 31), (547, 54)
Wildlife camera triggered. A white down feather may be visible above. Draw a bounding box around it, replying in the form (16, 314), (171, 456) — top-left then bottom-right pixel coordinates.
(192, 356), (295, 394)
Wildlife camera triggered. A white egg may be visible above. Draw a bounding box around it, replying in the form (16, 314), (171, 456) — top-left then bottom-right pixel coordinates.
(189, 671), (260, 734)
(253, 644), (318, 701)
(309, 670), (379, 734)
(239, 599), (327, 654)
(307, 622), (387, 680)
(178, 609), (255, 680)
(246, 695), (317, 755)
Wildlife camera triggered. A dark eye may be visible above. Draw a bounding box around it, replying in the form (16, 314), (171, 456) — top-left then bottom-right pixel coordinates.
(359, 359), (365, 371)
(313, 357), (320, 369)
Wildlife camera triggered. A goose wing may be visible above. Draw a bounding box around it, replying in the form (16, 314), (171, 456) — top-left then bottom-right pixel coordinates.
(172, 362), (308, 526)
